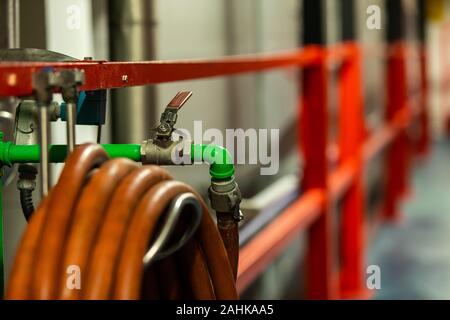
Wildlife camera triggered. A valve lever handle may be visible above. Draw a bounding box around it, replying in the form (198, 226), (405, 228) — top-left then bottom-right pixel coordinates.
(155, 91), (192, 140)
(167, 91), (192, 110)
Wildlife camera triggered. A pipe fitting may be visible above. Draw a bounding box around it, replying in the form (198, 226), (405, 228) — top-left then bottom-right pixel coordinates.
(191, 144), (234, 180)
(140, 139), (190, 166)
(17, 164), (38, 221)
(0, 135), (13, 166)
(17, 164), (37, 191)
(208, 176), (242, 278)
(208, 177), (243, 222)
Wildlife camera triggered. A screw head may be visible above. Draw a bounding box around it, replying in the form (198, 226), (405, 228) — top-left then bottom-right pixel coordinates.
(159, 124), (169, 132)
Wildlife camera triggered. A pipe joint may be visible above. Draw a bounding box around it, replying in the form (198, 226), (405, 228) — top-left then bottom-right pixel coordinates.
(0, 137), (13, 167)
(140, 139), (189, 166)
(191, 144), (235, 180)
(208, 177), (243, 222)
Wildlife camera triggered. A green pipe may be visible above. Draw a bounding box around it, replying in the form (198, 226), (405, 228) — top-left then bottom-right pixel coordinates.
(0, 141), (235, 180)
(0, 174), (3, 298)
(0, 142), (141, 166)
(191, 144), (234, 180)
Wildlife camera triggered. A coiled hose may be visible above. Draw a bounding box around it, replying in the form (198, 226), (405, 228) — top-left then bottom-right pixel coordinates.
(6, 144), (238, 300)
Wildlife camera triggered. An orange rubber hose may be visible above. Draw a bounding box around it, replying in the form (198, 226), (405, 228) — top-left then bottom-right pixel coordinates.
(6, 144), (238, 300)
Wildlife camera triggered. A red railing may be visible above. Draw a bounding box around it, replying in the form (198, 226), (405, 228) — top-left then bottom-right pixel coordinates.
(0, 41), (428, 299)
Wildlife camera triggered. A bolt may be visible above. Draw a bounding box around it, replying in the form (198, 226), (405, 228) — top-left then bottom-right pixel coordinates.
(159, 124), (169, 132)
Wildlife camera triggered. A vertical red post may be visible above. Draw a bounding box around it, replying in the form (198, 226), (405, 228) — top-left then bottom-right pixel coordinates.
(417, 0), (430, 155)
(383, 43), (410, 220)
(418, 45), (430, 155)
(338, 44), (367, 298)
(300, 48), (335, 299)
(441, 23), (450, 135)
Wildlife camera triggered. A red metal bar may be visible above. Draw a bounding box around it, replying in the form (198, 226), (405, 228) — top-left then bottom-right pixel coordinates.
(337, 43), (366, 298)
(418, 44), (430, 155)
(300, 51), (335, 299)
(363, 96), (420, 164)
(383, 42), (410, 219)
(0, 48), (325, 97)
(440, 22), (450, 135)
(328, 159), (356, 201)
(0, 44), (359, 98)
(236, 190), (325, 293)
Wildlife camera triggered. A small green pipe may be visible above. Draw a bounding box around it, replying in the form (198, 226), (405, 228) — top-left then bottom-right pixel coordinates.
(0, 174), (3, 297)
(191, 144), (234, 180)
(0, 142), (141, 165)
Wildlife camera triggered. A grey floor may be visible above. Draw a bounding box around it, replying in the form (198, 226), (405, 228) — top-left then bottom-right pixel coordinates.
(370, 140), (450, 299)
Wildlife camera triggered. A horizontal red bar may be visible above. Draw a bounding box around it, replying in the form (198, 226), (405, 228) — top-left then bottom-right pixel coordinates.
(328, 159), (357, 200)
(236, 189), (325, 293)
(0, 44), (359, 98)
(363, 93), (421, 164)
(0, 47), (320, 97)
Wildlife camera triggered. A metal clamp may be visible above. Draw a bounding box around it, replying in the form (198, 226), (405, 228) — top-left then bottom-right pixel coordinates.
(54, 69), (85, 153)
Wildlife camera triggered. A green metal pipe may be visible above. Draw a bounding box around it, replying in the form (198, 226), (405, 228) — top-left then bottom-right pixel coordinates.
(0, 175), (3, 298)
(0, 142), (141, 166)
(0, 140), (235, 180)
(191, 144), (234, 180)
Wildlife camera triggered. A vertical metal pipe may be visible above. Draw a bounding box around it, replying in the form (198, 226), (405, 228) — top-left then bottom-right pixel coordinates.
(338, 0), (367, 298)
(417, 0), (426, 43)
(108, 0), (156, 144)
(302, 0), (325, 45)
(38, 106), (50, 196)
(66, 102), (76, 153)
(7, 0), (20, 48)
(383, 0), (409, 219)
(301, 0), (334, 300)
(386, 0), (405, 43)
(340, 0), (355, 41)
(338, 48), (367, 297)
(417, 0), (430, 155)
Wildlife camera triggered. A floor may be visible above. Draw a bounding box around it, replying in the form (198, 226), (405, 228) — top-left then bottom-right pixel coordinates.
(370, 140), (450, 299)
